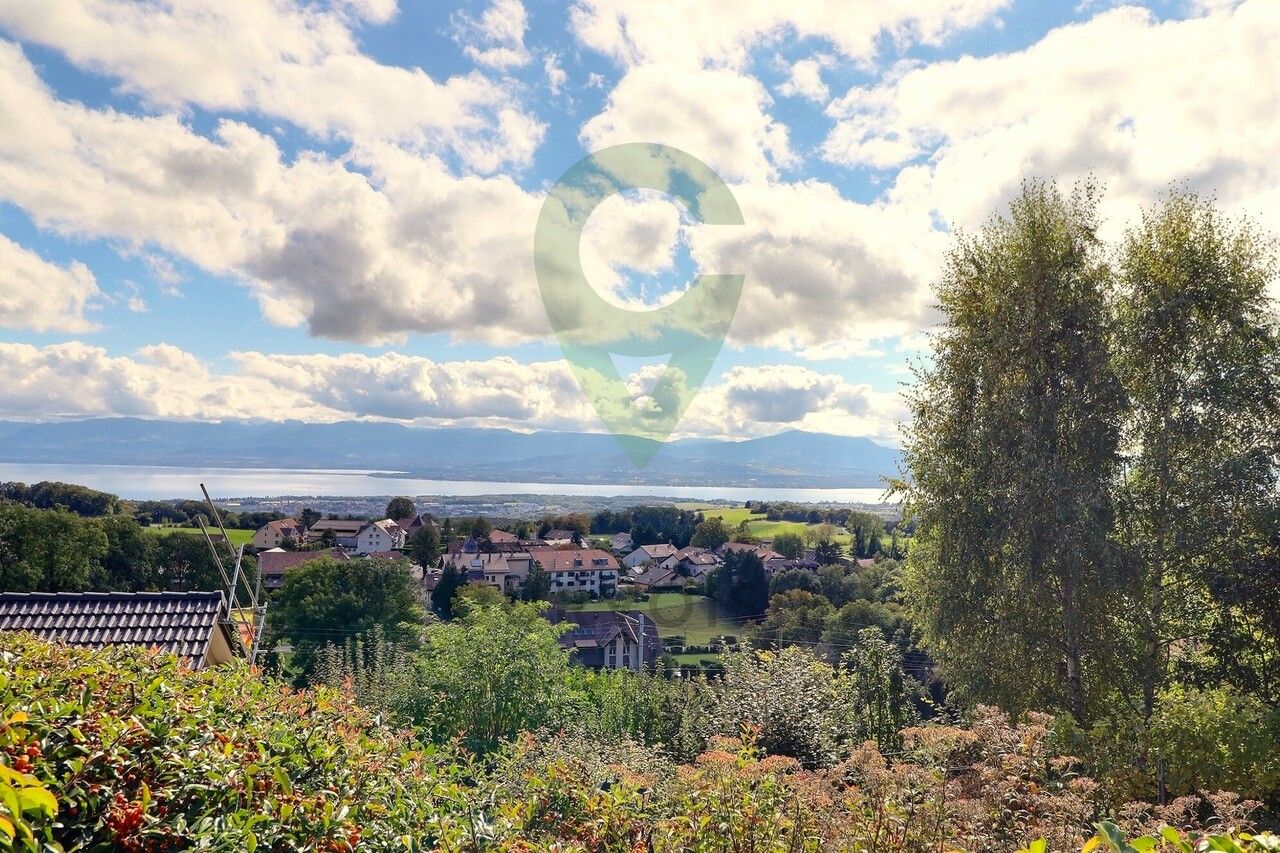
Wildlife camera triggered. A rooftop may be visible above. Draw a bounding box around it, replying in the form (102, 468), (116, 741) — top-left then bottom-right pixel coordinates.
(0, 591), (236, 668)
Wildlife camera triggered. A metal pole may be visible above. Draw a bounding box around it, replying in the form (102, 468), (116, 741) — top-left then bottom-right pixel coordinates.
(202, 483), (258, 610)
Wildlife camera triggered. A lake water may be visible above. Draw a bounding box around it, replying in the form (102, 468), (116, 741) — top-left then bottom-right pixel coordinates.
(0, 462), (894, 504)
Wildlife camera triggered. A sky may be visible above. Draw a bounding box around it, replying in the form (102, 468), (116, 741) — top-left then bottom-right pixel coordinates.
(0, 0), (1275, 446)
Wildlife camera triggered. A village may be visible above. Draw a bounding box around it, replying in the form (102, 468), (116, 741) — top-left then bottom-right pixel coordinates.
(249, 508), (873, 672)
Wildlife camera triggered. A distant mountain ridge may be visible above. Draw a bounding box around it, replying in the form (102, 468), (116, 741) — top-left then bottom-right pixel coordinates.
(0, 419), (902, 489)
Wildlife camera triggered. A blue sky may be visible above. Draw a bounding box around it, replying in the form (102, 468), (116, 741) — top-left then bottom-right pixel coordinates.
(0, 0), (1272, 444)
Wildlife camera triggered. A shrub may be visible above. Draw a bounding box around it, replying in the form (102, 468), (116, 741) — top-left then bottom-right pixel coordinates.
(0, 634), (478, 850)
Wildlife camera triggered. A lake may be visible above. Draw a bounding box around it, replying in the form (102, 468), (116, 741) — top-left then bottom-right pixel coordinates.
(0, 462), (894, 504)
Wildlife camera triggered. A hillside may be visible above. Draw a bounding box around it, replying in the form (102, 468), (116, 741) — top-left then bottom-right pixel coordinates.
(0, 419), (902, 488)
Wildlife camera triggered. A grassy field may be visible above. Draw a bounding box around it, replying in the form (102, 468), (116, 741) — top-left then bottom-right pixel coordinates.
(143, 526), (255, 547)
(564, 591), (744, 645)
(678, 504), (854, 545)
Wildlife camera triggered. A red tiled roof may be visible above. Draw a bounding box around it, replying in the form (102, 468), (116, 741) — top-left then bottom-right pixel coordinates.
(257, 548), (347, 579)
(527, 547), (618, 573)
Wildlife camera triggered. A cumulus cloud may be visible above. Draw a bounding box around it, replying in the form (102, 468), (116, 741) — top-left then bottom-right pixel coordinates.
(456, 0), (533, 69)
(0, 235), (100, 332)
(0, 0), (540, 171)
(777, 56), (832, 102)
(569, 0), (1009, 69)
(0, 342), (905, 440)
(684, 364), (906, 443)
(692, 181), (946, 356)
(580, 65), (795, 183)
(824, 2), (1280, 240)
(0, 42), (548, 345)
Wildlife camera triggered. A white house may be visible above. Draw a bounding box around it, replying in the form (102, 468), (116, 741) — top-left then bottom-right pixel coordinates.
(622, 543), (678, 570)
(356, 519), (406, 555)
(528, 547), (620, 598)
(252, 518), (305, 550)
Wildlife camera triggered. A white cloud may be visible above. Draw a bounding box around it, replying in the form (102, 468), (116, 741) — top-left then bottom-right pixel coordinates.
(569, 0), (1009, 69)
(0, 342), (905, 440)
(544, 53), (568, 96)
(456, 0), (533, 69)
(0, 342), (323, 421)
(0, 42), (549, 345)
(691, 180), (946, 356)
(684, 364), (906, 443)
(580, 65), (795, 183)
(777, 56), (832, 102)
(332, 0), (399, 25)
(0, 0), (540, 172)
(824, 2), (1280, 240)
(0, 235), (100, 332)
(580, 191), (683, 308)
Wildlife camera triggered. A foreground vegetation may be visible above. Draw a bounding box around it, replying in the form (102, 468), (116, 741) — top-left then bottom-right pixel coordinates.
(5, 632), (1278, 852)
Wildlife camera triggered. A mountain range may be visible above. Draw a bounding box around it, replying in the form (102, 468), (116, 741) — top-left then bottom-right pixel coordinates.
(0, 419), (902, 489)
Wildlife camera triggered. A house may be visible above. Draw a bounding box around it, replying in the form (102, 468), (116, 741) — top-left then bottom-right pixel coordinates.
(0, 591), (242, 669)
(252, 518), (306, 550)
(307, 519), (365, 548)
(674, 547), (721, 579)
(629, 564), (686, 592)
(394, 515), (427, 539)
(527, 547), (619, 598)
(257, 547), (348, 591)
(610, 532), (634, 554)
(356, 519), (406, 555)
(441, 551), (533, 595)
(542, 529), (576, 547)
(549, 610), (661, 671)
(488, 529), (519, 544)
(716, 542), (784, 562)
(622, 543), (678, 570)
(765, 557), (819, 574)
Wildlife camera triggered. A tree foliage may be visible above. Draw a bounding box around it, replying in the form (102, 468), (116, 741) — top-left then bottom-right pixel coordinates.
(269, 556), (426, 682)
(902, 180), (1125, 721)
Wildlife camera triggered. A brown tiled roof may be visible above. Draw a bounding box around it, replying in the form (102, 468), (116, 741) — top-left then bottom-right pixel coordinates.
(263, 518), (303, 535)
(488, 530), (518, 543)
(257, 548), (347, 582)
(308, 519), (366, 535)
(0, 591), (232, 667)
(527, 547), (618, 573)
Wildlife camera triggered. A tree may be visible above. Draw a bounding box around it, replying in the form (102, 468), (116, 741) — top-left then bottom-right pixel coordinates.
(153, 532), (230, 592)
(1113, 192), (1280, 719)
(817, 564), (862, 608)
(454, 583), (506, 615)
(430, 563), (464, 617)
(690, 517), (730, 550)
(708, 550), (770, 617)
(753, 590), (834, 649)
(769, 567), (822, 598)
(813, 539), (844, 566)
(93, 515), (160, 591)
(271, 557), (426, 683)
(902, 180), (1124, 722)
(469, 516), (492, 542)
(408, 603), (573, 754)
(520, 560), (551, 602)
(771, 531), (804, 559)
(0, 504), (109, 592)
(0, 480), (120, 517)
(407, 524), (442, 568)
(299, 507), (322, 531)
(385, 497), (417, 521)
